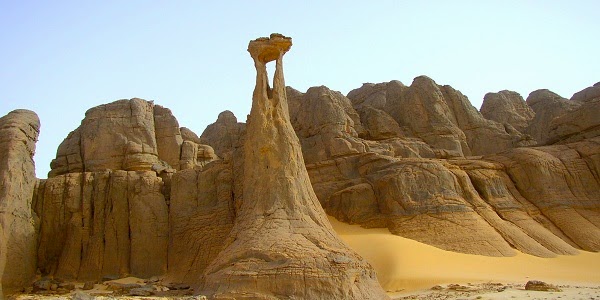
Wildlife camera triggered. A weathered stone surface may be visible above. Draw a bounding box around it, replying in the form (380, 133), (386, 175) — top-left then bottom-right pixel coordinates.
(34, 171), (168, 281)
(200, 110), (245, 160)
(180, 127), (202, 144)
(49, 98), (186, 177)
(487, 137), (600, 252)
(481, 90), (535, 133)
(356, 105), (403, 140)
(525, 89), (579, 145)
(287, 85), (368, 163)
(546, 84), (600, 144)
(300, 80), (600, 257)
(179, 141), (218, 170)
(525, 280), (562, 292)
(0, 109), (39, 296)
(347, 77), (533, 157)
(200, 34), (388, 299)
(571, 82), (600, 103)
(166, 162), (235, 285)
(153, 105), (183, 169)
(8, 33), (599, 298)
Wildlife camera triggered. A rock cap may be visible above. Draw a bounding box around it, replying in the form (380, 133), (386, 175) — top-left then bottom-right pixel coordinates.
(248, 33), (292, 63)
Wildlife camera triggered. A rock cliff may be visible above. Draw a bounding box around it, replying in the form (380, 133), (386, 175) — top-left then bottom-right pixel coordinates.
(1, 34), (599, 298)
(0, 110), (39, 297)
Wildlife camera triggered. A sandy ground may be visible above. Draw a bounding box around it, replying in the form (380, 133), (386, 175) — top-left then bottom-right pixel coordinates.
(328, 216), (600, 299)
(8, 217), (600, 299)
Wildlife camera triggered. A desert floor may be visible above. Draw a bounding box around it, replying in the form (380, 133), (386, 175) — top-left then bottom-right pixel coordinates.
(329, 216), (600, 299)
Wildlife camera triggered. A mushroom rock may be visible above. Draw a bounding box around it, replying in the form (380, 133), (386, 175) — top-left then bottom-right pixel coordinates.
(201, 34), (388, 299)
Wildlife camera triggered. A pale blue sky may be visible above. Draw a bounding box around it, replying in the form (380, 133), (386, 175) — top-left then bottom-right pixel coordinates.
(1, 1), (598, 178)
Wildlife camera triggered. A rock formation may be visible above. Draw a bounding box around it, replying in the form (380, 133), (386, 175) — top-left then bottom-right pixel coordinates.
(200, 33), (388, 299)
(525, 89), (578, 144)
(1, 33), (599, 299)
(33, 98), (219, 285)
(481, 90), (535, 133)
(347, 77), (534, 157)
(546, 83), (600, 144)
(0, 110), (39, 297)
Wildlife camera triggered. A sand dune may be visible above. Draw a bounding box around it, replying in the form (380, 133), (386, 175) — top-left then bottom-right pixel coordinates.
(328, 216), (600, 293)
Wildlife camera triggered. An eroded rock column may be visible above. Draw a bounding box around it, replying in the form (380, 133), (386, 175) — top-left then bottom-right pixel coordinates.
(0, 110), (39, 297)
(201, 34), (388, 299)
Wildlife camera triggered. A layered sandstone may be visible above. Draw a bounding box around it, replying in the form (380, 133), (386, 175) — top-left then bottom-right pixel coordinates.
(34, 171), (169, 280)
(200, 33), (388, 299)
(481, 90), (535, 132)
(0, 110), (39, 297)
(347, 77), (534, 157)
(525, 89), (578, 145)
(4, 34), (600, 299)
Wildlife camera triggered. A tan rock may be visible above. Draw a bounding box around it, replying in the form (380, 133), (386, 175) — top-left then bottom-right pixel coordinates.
(525, 89), (579, 145)
(34, 171), (168, 281)
(49, 98), (189, 177)
(356, 105), (403, 140)
(166, 162), (235, 285)
(481, 90), (535, 133)
(546, 84), (600, 144)
(571, 82), (600, 103)
(200, 110), (245, 160)
(487, 137), (600, 251)
(180, 127), (202, 144)
(287, 85), (367, 163)
(347, 77), (533, 157)
(179, 141), (218, 170)
(153, 105), (183, 169)
(201, 34), (388, 299)
(0, 109), (39, 296)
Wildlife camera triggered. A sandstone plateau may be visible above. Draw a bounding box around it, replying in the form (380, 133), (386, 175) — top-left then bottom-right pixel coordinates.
(0, 34), (599, 299)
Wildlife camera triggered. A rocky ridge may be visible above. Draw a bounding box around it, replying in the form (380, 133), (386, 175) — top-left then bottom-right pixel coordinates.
(0, 34), (599, 298)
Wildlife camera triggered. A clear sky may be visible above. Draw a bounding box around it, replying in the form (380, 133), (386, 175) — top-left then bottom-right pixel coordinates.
(1, 1), (598, 178)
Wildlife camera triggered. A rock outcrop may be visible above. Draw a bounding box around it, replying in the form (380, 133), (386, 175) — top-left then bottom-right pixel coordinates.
(546, 83), (600, 144)
(0, 110), (39, 297)
(525, 89), (578, 145)
(200, 33), (388, 299)
(4, 33), (599, 298)
(166, 161), (235, 285)
(347, 77), (534, 157)
(200, 110), (245, 160)
(34, 171), (169, 280)
(36, 98), (219, 284)
(481, 90), (535, 133)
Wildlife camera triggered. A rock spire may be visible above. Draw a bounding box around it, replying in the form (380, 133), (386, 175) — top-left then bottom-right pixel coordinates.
(201, 33), (388, 299)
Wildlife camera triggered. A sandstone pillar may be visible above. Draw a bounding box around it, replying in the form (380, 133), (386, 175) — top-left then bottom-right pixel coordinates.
(201, 34), (388, 299)
(0, 110), (39, 298)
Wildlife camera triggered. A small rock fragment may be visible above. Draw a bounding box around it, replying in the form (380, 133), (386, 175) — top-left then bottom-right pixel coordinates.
(525, 280), (562, 292)
(82, 281), (95, 290)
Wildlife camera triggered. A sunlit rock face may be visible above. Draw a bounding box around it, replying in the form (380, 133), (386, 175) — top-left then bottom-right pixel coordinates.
(0, 110), (39, 297)
(4, 32), (600, 299)
(200, 33), (389, 299)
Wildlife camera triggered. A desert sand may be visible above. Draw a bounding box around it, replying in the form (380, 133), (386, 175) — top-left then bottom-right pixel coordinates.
(329, 216), (600, 299)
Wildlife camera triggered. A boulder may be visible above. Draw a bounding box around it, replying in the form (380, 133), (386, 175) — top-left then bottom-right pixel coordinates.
(525, 280), (562, 292)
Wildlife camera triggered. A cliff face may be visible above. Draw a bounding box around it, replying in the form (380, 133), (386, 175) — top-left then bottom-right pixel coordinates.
(0, 110), (39, 297)
(2, 35), (599, 297)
